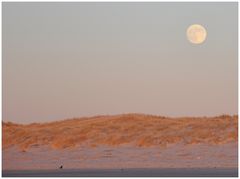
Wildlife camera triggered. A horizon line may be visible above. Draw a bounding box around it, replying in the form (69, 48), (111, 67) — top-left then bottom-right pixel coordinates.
(3, 113), (238, 125)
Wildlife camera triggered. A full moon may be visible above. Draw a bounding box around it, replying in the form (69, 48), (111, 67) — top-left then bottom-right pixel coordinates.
(187, 24), (207, 44)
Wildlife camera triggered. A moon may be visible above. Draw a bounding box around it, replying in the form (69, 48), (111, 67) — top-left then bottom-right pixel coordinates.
(187, 24), (207, 44)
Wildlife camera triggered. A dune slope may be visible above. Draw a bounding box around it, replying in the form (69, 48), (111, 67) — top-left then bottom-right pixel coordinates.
(3, 114), (238, 151)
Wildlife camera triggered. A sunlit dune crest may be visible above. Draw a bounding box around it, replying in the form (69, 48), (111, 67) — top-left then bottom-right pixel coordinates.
(3, 114), (238, 152)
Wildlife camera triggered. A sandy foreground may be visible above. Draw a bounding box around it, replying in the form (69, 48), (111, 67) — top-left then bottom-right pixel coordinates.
(3, 114), (238, 170)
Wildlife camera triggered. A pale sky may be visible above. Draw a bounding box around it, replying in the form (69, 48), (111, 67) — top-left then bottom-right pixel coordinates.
(3, 2), (238, 123)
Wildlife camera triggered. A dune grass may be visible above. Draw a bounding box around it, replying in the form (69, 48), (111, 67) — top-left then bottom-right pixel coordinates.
(3, 114), (238, 151)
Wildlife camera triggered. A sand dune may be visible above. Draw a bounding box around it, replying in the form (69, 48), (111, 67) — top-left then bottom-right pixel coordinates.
(3, 114), (238, 152)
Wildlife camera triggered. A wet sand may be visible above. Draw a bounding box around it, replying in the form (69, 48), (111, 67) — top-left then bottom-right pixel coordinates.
(3, 168), (238, 177)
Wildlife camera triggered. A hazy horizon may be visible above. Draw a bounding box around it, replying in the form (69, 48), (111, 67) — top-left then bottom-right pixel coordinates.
(3, 2), (238, 123)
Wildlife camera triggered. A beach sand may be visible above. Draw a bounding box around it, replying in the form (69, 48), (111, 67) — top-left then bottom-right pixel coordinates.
(3, 114), (238, 170)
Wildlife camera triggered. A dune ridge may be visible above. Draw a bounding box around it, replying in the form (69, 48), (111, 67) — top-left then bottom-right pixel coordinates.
(3, 114), (238, 151)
